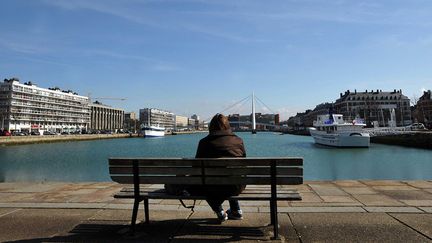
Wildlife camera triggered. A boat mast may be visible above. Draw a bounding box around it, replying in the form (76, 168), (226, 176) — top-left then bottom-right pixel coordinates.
(252, 92), (256, 134)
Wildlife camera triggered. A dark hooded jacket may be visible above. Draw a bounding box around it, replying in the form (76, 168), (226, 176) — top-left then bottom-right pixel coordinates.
(188, 129), (246, 197)
(195, 130), (246, 158)
(165, 130), (246, 196)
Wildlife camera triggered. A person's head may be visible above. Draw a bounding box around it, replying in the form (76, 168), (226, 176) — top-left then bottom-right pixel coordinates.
(209, 113), (231, 133)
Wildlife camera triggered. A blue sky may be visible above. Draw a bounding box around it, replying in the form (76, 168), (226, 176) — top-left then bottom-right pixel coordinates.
(1, 0), (431, 120)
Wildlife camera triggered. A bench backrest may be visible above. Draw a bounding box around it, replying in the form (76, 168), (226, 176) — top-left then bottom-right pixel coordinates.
(109, 157), (303, 185)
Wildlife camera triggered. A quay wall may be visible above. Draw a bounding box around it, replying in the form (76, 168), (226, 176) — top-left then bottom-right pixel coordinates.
(371, 132), (432, 150)
(0, 134), (138, 146)
(170, 131), (208, 135)
(283, 129), (311, 136)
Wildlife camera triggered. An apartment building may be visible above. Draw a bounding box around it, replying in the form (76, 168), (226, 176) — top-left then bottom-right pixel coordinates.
(175, 115), (188, 130)
(334, 89), (411, 126)
(415, 90), (432, 128)
(89, 101), (124, 131)
(0, 78), (90, 133)
(139, 108), (175, 130)
(124, 112), (138, 132)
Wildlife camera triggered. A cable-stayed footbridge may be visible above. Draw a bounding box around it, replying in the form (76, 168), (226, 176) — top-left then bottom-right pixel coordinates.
(208, 93), (280, 133)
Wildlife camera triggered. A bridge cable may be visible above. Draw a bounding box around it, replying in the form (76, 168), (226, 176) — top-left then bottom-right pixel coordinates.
(230, 95), (252, 115)
(255, 95), (276, 114)
(203, 94), (251, 122)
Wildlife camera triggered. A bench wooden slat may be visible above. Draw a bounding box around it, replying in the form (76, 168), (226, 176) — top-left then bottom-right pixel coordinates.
(110, 167), (303, 176)
(109, 157), (303, 167)
(111, 176), (204, 185)
(109, 167), (202, 175)
(112, 175), (303, 185)
(118, 187), (299, 194)
(205, 176), (303, 185)
(114, 193), (301, 201)
(109, 158), (202, 167)
(205, 167), (303, 176)
(114, 191), (302, 201)
(202, 158), (303, 167)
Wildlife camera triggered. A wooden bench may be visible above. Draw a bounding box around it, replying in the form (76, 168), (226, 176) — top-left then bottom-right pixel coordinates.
(109, 157), (303, 239)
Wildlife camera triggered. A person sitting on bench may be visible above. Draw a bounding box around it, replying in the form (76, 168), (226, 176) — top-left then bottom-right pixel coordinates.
(164, 113), (246, 222)
(192, 113), (246, 222)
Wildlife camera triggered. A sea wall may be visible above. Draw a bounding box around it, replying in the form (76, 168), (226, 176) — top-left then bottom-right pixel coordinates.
(371, 132), (432, 150)
(0, 134), (137, 146)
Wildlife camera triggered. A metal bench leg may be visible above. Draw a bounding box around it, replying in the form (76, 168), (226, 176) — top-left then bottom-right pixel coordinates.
(271, 199), (280, 240)
(270, 200), (275, 225)
(130, 198), (140, 234)
(144, 198), (149, 224)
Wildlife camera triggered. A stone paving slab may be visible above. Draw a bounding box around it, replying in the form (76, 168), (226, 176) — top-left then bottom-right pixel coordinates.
(320, 195), (359, 203)
(43, 210), (190, 242)
(5, 182), (70, 193)
(380, 190), (432, 200)
(260, 206), (366, 213)
(308, 184), (348, 196)
(290, 202), (364, 207)
(400, 200), (432, 207)
(0, 192), (35, 203)
(404, 181), (432, 189)
(340, 186), (379, 195)
(332, 180), (366, 187)
(351, 194), (405, 206)
(0, 182), (34, 192)
(364, 207), (423, 213)
(284, 184), (312, 192)
(420, 207), (432, 213)
(0, 208), (99, 242)
(294, 192), (323, 203)
(289, 212), (431, 243)
(361, 180), (407, 186)
(173, 211), (277, 242)
(390, 213), (432, 239)
(372, 185), (420, 191)
(0, 202), (108, 209)
(0, 208), (20, 217)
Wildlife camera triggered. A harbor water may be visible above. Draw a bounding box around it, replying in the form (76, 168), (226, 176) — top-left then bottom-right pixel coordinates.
(0, 132), (431, 182)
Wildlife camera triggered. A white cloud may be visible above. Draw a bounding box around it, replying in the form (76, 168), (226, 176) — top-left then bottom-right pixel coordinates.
(0, 39), (50, 54)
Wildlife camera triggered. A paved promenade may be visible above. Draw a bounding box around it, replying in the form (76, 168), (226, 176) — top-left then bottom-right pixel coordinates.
(0, 180), (431, 242)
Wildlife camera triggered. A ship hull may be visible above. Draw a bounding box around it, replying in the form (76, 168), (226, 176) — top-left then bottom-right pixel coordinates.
(310, 128), (370, 147)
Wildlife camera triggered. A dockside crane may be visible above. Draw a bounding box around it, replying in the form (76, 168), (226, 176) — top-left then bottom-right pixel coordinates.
(87, 93), (127, 103)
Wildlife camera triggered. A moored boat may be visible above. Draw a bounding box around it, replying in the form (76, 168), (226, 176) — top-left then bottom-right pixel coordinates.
(141, 124), (165, 137)
(309, 114), (370, 147)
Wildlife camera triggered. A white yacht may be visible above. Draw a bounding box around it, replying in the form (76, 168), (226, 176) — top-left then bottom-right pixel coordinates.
(141, 124), (165, 137)
(309, 114), (370, 147)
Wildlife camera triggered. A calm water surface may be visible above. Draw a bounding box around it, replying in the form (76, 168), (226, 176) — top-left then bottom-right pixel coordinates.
(0, 132), (431, 182)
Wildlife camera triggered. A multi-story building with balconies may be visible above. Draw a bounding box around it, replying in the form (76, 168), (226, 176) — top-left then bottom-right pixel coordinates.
(0, 78), (90, 133)
(139, 108), (175, 130)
